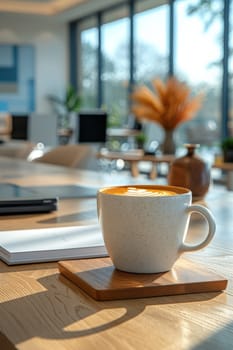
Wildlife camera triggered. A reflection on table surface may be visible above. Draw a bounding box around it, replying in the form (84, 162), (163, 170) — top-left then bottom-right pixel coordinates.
(0, 156), (233, 350)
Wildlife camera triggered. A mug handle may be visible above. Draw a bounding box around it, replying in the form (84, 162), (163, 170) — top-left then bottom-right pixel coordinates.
(179, 204), (216, 253)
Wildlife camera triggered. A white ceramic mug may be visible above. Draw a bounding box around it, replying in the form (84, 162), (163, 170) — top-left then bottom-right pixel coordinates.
(97, 185), (216, 274)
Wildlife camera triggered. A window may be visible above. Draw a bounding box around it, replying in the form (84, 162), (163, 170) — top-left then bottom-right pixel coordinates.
(134, 1), (168, 84)
(134, 1), (169, 144)
(70, 0), (232, 145)
(174, 0), (223, 146)
(78, 17), (98, 108)
(102, 6), (129, 127)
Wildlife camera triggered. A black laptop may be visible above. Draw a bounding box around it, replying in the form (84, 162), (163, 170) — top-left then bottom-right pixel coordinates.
(0, 183), (98, 214)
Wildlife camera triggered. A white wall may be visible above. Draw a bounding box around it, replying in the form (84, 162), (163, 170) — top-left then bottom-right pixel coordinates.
(0, 13), (68, 115)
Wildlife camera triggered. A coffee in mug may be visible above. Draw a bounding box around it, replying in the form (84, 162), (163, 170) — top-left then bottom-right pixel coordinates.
(102, 186), (177, 197)
(97, 185), (216, 274)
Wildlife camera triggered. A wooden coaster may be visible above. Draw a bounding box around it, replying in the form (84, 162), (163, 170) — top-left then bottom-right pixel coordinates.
(0, 332), (17, 350)
(58, 257), (228, 301)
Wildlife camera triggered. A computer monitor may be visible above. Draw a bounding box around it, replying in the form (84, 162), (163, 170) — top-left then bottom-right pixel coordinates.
(11, 115), (28, 140)
(77, 110), (107, 143)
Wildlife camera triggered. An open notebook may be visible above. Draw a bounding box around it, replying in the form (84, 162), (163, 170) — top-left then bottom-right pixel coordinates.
(0, 224), (107, 265)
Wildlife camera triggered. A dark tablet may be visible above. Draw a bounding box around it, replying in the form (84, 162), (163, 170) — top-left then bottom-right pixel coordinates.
(0, 197), (58, 214)
(0, 182), (98, 214)
(0, 183), (58, 214)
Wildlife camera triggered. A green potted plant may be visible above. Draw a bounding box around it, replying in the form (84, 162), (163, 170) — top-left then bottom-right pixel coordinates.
(221, 137), (233, 162)
(47, 85), (82, 144)
(135, 131), (147, 150)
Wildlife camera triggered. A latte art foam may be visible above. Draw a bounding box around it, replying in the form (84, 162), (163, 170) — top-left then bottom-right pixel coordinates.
(125, 187), (177, 197)
(103, 186), (177, 197)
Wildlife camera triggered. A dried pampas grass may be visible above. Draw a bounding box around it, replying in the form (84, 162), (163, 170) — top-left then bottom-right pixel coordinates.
(131, 77), (203, 130)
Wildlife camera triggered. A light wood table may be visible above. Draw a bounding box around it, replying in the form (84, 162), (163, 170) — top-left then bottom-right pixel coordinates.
(213, 161), (233, 190)
(0, 157), (233, 349)
(96, 150), (175, 179)
(107, 128), (141, 138)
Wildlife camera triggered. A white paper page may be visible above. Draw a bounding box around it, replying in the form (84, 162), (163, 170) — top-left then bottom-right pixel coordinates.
(0, 224), (107, 264)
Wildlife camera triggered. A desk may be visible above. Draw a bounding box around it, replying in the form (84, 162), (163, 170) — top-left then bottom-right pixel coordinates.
(107, 128), (141, 138)
(213, 161), (233, 190)
(0, 157), (233, 349)
(97, 150), (175, 179)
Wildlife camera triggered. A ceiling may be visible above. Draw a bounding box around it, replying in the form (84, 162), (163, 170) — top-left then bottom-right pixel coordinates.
(0, 0), (91, 16)
(0, 0), (128, 22)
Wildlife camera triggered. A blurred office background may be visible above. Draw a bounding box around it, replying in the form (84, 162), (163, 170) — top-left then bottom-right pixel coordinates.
(0, 0), (232, 150)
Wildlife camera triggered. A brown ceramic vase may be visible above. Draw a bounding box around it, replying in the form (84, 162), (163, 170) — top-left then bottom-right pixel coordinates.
(167, 144), (211, 201)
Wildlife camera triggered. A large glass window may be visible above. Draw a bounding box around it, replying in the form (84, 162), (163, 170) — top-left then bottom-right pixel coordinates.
(134, 1), (169, 84)
(72, 0), (232, 146)
(174, 0), (223, 147)
(78, 17), (98, 108)
(134, 1), (169, 145)
(102, 7), (129, 127)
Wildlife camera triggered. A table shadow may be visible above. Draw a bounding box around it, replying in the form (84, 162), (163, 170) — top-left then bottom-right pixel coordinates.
(0, 272), (222, 345)
(37, 208), (98, 225)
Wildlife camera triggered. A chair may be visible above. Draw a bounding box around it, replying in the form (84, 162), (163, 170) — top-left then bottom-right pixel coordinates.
(28, 113), (58, 147)
(16, 142), (36, 159)
(0, 140), (36, 159)
(34, 144), (99, 169)
(0, 113), (12, 140)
